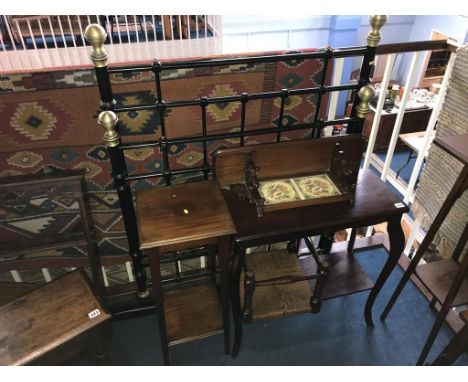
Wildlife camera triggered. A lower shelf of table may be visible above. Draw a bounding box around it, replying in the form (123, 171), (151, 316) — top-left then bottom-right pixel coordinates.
(241, 249), (374, 321)
(416, 259), (468, 307)
(164, 283), (224, 346)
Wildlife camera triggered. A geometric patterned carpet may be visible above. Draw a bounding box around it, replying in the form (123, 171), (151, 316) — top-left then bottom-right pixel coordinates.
(0, 48), (328, 285)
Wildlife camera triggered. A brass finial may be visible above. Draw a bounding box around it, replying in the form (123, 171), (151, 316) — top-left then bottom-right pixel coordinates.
(84, 24), (108, 68)
(366, 15), (387, 47)
(98, 110), (120, 147)
(355, 85), (375, 118)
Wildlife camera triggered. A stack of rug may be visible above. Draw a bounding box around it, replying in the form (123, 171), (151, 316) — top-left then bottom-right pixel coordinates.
(412, 44), (468, 259)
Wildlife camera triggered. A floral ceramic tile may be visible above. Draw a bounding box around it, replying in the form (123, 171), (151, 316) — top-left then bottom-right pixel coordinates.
(259, 174), (340, 205)
(293, 174), (341, 199)
(258, 179), (301, 205)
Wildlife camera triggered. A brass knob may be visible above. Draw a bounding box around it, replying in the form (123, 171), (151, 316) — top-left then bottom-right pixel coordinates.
(84, 24), (108, 67)
(366, 15), (387, 47)
(98, 110), (120, 147)
(355, 84), (375, 118)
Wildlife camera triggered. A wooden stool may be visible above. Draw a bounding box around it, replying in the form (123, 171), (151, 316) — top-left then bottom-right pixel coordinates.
(0, 270), (111, 365)
(135, 180), (236, 365)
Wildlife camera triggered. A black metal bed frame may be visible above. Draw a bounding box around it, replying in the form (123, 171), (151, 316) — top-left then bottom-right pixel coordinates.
(85, 18), (383, 297)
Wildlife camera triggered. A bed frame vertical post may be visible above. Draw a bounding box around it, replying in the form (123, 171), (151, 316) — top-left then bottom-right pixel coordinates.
(240, 92), (248, 146)
(312, 47), (332, 138)
(153, 60), (172, 185)
(348, 15), (387, 134)
(85, 24), (149, 298)
(200, 96), (210, 180)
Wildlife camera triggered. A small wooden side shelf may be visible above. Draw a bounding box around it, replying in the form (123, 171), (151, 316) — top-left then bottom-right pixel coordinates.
(381, 133), (468, 365)
(416, 260), (468, 307)
(0, 270), (110, 366)
(135, 180), (236, 365)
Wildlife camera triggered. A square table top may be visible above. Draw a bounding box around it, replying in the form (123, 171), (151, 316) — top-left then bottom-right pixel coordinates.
(136, 180), (236, 249)
(0, 270), (110, 366)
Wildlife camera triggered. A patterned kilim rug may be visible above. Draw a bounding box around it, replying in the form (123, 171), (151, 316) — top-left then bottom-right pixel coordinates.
(412, 44), (468, 259)
(0, 49), (329, 284)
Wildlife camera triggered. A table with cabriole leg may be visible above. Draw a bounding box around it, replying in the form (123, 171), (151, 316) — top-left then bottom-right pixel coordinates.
(223, 169), (409, 357)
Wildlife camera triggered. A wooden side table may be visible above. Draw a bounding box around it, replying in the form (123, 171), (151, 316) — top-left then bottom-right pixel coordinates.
(135, 180), (236, 365)
(381, 133), (468, 365)
(0, 270), (110, 365)
(222, 169), (408, 357)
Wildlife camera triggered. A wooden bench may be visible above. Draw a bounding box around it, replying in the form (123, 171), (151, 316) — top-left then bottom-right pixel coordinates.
(0, 270), (110, 365)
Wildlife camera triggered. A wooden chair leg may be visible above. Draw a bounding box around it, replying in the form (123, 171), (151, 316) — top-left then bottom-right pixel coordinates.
(242, 270), (255, 323)
(310, 269), (328, 313)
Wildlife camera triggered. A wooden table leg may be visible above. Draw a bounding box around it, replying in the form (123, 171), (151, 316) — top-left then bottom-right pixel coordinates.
(230, 243), (246, 358)
(149, 248), (170, 365)
(365, 215), (405, 326)
(218, 236), (231, 355)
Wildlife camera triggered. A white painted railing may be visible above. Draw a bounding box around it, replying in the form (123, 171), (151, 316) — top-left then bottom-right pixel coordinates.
(0, 15), (222, 71)
(380, 51), (423, 182)
(323, 41), (458, 253)
(362, 45), (458, 256)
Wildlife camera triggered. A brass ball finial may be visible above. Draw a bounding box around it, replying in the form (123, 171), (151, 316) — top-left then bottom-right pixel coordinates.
(84, 23), (108, 68)
(355, 84), (375, 119)
(98, 110), (120, 147)
(366, 15), (387, 47)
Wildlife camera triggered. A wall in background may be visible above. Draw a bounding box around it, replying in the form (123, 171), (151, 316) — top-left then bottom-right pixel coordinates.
(221, 15), (468, 116)
(222, 15), (332, 53)
(398, 15), (468, 83)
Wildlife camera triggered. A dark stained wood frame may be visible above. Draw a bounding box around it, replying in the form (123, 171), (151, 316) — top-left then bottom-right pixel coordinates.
(0, 170), (105, 296)
(381, 133), (468, 366)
